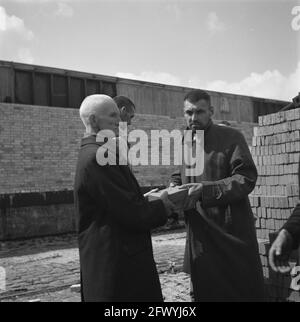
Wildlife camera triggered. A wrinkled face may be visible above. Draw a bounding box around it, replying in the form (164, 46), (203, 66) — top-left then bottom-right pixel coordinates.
(91, 104), (120, 137)
(184, 99), (213, 130)
(120, 106), (135, 126)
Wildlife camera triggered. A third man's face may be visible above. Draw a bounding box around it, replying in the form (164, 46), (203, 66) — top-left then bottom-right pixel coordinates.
(183, 99), (213, 131)
(120, 107), (135, 126)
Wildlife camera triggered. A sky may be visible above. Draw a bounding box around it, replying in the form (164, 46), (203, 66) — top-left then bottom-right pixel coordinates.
(0, 0), (299, 101)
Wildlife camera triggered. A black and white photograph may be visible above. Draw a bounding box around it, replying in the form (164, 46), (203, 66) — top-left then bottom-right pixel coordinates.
(0, 0), (299, 307)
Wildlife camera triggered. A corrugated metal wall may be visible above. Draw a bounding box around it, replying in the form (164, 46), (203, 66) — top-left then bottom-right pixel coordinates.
(0, 66), (13, 103)
(117, 79), (257, 122)
(0, 63), (117, 109)
(0, 61), (289, 122)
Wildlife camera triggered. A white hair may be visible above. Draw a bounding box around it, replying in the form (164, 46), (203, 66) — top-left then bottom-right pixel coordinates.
(79, 94), (115, 129)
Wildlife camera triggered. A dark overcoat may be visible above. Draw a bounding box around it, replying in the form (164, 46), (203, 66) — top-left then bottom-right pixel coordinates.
(74, 135), (167, 302)
(171, 121), (265, 302)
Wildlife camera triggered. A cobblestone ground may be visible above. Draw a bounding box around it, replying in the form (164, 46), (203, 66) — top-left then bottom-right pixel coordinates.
(0, 230), (190, 302)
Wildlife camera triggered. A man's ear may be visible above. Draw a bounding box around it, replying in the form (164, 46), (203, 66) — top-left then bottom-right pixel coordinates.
(210, 106), (214, 116)
(120, 106), (126, 115)
(89, 114), (97, 128)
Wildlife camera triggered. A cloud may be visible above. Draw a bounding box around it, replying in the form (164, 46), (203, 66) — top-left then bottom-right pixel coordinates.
(116, 71), (182, 87)
(0, 6), (34, 40)
(0, 6), (34, 63)
(117, 63), (300, 102)
(206, 11), (226, 34)
(18, 47), (34, 63)
(189, 63), (300, 101)
(55, 2), (74, 17)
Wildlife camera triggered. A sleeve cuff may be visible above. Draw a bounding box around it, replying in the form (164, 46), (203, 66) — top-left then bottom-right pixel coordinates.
(201, 182), (223, 208)
(282, 225), (300, 250)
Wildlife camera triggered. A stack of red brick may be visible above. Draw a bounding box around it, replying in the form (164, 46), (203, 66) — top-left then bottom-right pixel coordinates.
(249, 108), (300, 301)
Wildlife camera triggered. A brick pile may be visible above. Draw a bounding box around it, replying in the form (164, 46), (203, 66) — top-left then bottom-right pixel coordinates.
(250, 108), (300, 239)
(249, 108), (300, 302)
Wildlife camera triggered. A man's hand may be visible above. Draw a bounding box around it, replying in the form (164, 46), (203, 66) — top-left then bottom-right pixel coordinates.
(269, 229), (294, 274)
(159, 190), (177, 218)
(178, 183), (203, 210)
(143, 188), (159, 200)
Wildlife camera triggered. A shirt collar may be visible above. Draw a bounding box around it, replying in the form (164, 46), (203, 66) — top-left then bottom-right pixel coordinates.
(81, 135), (102, 147)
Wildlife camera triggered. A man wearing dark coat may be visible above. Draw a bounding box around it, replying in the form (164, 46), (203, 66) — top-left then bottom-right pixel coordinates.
(113, 95), (135, 126)
(269, 160), (300, 273)
(74, 95), (174, 302)
(171, 89), (265, 302)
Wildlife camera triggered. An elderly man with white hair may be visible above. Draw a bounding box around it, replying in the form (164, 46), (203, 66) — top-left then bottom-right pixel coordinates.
(74, 95), (175, 302)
